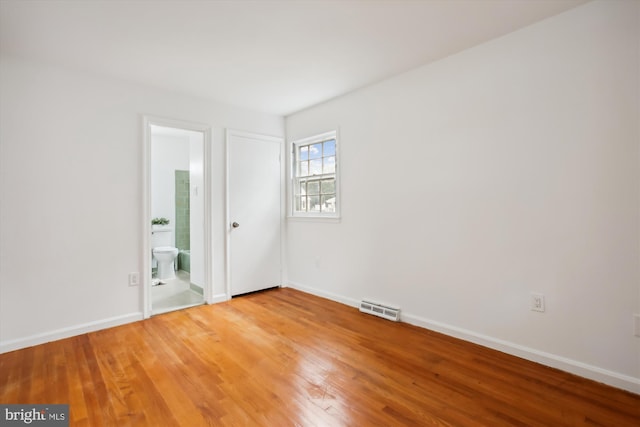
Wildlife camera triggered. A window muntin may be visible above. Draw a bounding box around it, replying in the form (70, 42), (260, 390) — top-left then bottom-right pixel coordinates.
(292, 132), (338, 217)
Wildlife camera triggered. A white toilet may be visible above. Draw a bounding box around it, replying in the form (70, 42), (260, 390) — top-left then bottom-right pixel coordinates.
(151, 227), (179, 280)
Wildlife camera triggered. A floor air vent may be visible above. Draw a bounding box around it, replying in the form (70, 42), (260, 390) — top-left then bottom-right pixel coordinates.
(359, 299), (400, 322)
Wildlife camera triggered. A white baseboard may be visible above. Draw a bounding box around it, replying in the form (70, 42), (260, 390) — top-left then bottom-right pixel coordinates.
(0, 312), (143, 354)
(286, 281), (640, 395)
(208, 293), (229, 304)
(401, 313), (640, 395)
(1, 294), (233, 354)
(287, 281), (360, 308)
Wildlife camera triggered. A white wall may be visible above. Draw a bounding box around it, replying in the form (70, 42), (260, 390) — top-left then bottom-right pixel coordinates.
(0, 54), (284, 350)
(286, 0), (640, 392)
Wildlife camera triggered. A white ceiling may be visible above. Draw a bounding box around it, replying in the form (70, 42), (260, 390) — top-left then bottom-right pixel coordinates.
(0, 0), (587, 116)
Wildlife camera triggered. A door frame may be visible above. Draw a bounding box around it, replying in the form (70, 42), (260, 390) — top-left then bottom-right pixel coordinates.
(142, 115), (213, 318)
(225, 129), (286, 299)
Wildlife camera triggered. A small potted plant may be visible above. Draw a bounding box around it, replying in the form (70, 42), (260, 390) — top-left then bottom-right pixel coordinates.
(151, 217), (170, 230)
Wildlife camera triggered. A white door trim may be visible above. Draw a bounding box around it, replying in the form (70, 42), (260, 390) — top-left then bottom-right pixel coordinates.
(142, 115), (213, 318)
(225, 129), (285, 299)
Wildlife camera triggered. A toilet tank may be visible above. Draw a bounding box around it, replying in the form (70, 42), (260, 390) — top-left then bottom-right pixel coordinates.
(151, 228), (174, 248)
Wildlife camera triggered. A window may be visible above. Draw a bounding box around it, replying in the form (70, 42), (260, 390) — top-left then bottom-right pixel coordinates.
(291, 131), (339, 218)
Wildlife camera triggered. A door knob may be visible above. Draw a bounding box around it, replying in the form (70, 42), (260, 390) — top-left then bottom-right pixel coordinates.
(232, 222), (240, 228)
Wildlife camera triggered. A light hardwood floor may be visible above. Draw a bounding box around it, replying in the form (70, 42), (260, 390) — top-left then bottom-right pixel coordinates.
(1, 288), (639, 426)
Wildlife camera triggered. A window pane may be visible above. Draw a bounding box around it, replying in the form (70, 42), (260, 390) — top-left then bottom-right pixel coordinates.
(307, 181), (320, 195)
(323, 139), (336, 156)
(321, 179), (335, 194)
(309, 159), (322, 175)
(321, 195), (336, 212)
(292, 132), (338, 217)
(308, 195), (320, 212)
(299, 146), (309, 161)
(323, 156), (335, 174)
(309, 143), (322, 159)
(299, 161), (308, 176)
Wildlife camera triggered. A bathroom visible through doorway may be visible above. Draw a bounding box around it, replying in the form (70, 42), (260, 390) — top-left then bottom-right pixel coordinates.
(148, 123), (207, 315)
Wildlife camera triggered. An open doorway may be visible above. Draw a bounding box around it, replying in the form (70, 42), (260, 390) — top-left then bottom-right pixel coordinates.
(143, 117), (212, 317)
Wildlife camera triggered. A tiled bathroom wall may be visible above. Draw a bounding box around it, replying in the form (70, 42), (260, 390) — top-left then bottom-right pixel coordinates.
(174, 170), (190, 251)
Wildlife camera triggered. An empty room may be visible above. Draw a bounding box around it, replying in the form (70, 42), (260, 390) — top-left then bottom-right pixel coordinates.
(1, 0), (639, 425)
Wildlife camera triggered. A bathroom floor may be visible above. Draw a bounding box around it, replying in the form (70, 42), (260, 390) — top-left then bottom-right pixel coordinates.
(151, 270), (204, 315)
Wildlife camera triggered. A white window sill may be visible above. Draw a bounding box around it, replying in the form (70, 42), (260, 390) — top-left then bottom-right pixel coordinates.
(287, 215), (341, 224)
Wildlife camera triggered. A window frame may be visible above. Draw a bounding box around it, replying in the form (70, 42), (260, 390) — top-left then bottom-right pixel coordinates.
(289, 130), (340, 220)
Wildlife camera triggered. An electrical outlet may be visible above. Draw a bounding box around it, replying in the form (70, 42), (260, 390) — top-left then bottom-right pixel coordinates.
(530, 293), (545, 312)
(128, 272), (139, 287)
(634, 314), (640, 337)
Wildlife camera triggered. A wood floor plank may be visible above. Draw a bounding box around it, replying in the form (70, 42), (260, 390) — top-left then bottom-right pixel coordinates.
(1, 288), (639, 426)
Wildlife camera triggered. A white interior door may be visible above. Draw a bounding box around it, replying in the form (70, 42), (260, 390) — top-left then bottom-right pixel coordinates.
(228, 131), (282, 296)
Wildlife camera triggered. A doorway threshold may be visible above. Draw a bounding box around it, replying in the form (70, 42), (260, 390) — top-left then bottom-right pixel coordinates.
(152, 301), (205, 316)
